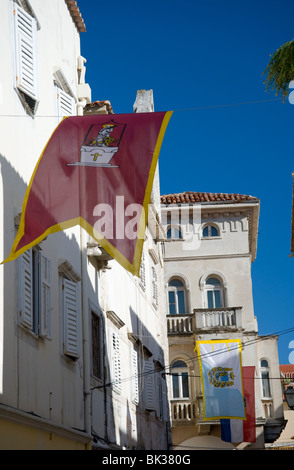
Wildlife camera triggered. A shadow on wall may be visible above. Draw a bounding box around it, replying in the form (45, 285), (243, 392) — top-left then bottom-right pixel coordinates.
(129, 305), (171, 450)
(0, 153), (115, 448)
(0, 153), (171, 449)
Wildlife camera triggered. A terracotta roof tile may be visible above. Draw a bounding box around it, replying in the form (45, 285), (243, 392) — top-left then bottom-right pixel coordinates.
(65, 0), (86, 32)
(280, 364), (294, 373)
(161, 191), (259, 204)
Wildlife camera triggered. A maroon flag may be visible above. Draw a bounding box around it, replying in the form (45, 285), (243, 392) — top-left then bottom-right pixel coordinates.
(3, 112), (172, 275)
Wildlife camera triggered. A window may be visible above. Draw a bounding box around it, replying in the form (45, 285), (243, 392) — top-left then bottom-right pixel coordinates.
(92, 311), (102, 380)
(19, 248), (51, 337)
(54, 68), (76, 122)
(110, 330), (122, 393)
(12, 1), (39, 114)
(167, 226), (182, 240)
(202, 224), (219, 238)
(144, 359), (155, 410)
(62, 277), (80, 360)
(131, 348), (139, 405)
(171, 360), (189, 398)
(59, 260), (81, 360)
(139, 249), (146, 291)
(260, 359), (271, 398)
(56, 87), (76, 121)
(151, 266), (158, 309)
(168, 279), (186, 314)
(204, 276), (224, 308)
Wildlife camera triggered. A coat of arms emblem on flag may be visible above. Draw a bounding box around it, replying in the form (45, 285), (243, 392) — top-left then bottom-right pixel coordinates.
(208, 366), (235, 388)
(68, 120), (126, 168)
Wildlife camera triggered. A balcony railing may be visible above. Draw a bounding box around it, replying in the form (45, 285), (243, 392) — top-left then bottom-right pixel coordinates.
(170, 399), (197, 424)
(167, 307), (242, 335)
(167, 315), (193, 334)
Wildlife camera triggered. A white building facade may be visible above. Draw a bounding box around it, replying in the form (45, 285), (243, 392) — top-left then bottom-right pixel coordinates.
(161, 191), (285, 450)
(0, 0), (170, 450)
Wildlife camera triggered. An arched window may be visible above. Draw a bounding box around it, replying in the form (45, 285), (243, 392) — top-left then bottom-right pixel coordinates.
(171, 360), (189, 398)
(260, 359), (271, 398)
(204, 276), (224, 308)
(167, 226), (182, 240)
(168, 279), (186, 314)
(202, 224), (219, 238)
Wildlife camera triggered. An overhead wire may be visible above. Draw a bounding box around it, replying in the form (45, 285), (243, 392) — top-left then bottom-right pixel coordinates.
(92, 325), (294, 390)
(0, 97), (283, 118)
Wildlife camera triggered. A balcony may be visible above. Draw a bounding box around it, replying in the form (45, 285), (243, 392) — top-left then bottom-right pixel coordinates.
(170, 399), (197, 426)
(167, 307), (242, 335)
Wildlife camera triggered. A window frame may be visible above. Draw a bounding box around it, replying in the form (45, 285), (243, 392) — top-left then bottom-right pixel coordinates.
(202, 223), (220, 238)
(12, 1), (39, 114)
(168, 278), (187, 315)
(204, 276), (224, 309)
(91, 310), (103, 381)
(62, 276), (80, 360)
(110, 329), (122, 393)
(260, 359), (272, 398)
(166, 225), (183, 240)
(171, 360), (190, 399)
(19, 247), (51, 338)
(151, 266), (158, 309)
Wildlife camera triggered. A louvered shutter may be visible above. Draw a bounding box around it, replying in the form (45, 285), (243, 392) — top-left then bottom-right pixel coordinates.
(19, 249), (33, 329)
(57, 88), (76, 121)
(139, 250), (146, 291)
(13, 2), (38, 100)
(111, 331), (121, 393)
(131, 349), (139, 404)
(152, 266), (158, 309)
(63, 279), (79, 358)
(144, 360), (155, 410)
(39, 254), (51, 337)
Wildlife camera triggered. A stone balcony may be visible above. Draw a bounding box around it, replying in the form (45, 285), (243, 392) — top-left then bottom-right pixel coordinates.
(166, 307), (242, 335)
(170, 399), (197, 426)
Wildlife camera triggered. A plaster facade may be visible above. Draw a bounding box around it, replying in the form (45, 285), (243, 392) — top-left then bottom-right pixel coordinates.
(161, 192), (285, 449)
(0, 1), (170, 450)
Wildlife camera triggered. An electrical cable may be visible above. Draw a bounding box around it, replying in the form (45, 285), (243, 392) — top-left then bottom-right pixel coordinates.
(0, 97), (282, 118)
(93, 324), (294, 390)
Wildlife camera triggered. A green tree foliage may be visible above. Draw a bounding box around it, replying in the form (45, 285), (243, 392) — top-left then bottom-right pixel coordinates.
(263, 40), (294, 101)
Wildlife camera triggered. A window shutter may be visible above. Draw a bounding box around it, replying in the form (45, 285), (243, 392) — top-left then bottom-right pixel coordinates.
(13, 2), (38, 100)
(152, 266), (158, 309)
(111, 331), (121, 393)
(57, 88), (76, 121)
(144, 360), (155, 411)
(131, 349), (139, 404)
(139, 250), (146, 291)
(39, 254), (51, 337)
(160, 375), (168, 421)
(63, 278), (79, 359)
(19, 249), (33, 329)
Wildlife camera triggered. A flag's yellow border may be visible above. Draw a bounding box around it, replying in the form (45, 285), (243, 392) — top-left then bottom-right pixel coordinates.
(2, 111), (173, 277)
(195, 339), (246, 421)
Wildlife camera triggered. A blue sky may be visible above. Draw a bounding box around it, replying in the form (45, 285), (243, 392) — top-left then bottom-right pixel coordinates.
(79, 0), (294, 364)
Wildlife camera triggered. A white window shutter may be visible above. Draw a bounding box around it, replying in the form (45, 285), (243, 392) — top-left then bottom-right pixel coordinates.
(111, 331), (121, 393)
(152, 266), (158, 309)
(57, 88), (76, 121)
(144, 360), (155, 411)
(131, 349), (139, 404)
(13, 2), (38, 100)
(19, 249), (33, 329)
(39, 254), (51, 338)
(63, 278), (79, 358)
(139, 250), (146, 291)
